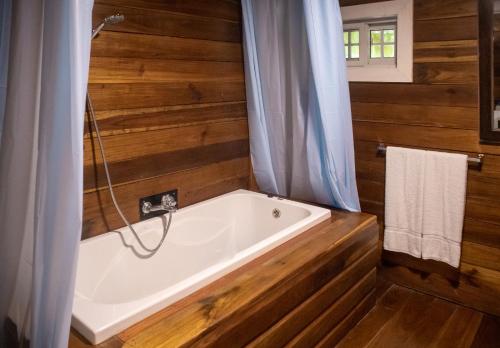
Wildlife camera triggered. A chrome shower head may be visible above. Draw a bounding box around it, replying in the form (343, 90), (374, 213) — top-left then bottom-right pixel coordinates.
(92, 13), (125, 40)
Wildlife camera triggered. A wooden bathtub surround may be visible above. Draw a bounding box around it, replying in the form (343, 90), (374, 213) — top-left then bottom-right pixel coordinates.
(84, 0), (249, 239)
(69, 210), (379, 347)
(341, 0), (500, 316)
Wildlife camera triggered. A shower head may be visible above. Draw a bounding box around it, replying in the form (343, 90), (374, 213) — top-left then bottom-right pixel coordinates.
(92, 13), (125, 40)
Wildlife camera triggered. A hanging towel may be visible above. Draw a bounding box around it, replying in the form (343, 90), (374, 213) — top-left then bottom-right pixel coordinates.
(421, 151), (467, 267)
(383, 146), (426, 258)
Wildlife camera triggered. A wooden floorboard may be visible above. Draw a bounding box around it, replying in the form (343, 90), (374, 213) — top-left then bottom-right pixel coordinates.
(336, 281), (500, 348)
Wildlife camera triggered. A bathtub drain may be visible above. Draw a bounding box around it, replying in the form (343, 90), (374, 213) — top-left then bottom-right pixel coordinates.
(272, 208), (281, 218)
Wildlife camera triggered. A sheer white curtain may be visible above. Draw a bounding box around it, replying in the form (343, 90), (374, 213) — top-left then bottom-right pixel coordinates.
(242, 0), (360, 211)
(0, 0), (94, 346)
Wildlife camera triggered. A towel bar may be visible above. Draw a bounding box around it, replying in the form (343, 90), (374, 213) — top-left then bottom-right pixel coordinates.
(376, 143), (484, 171)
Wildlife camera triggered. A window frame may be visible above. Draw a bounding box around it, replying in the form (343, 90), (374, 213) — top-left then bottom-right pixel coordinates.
(340, 0), (413, 83)
(368, 22), (397, 65)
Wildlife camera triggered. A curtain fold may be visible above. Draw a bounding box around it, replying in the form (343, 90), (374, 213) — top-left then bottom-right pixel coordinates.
(0, 0), (94, 346)
(242, 0), (360, 211)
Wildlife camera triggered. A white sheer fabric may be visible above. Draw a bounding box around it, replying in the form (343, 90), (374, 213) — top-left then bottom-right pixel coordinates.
(0, 0), (93, 346)
(242, 0), (360, 211)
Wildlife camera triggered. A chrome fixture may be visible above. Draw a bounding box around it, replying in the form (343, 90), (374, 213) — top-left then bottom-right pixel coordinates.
(92, 13), (125, 39)
(142, 194), (177, 215)
(376, 143), (484, 171)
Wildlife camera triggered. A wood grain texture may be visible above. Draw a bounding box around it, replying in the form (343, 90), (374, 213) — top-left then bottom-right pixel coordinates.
(69, 211), (379, 347)
(346, 0), (500, 316)
(336, 283), (500, 348)
(84, 0), (249, 238)
(92, 4), (241, 41)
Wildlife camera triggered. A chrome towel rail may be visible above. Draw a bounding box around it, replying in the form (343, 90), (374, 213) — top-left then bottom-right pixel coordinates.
(376, 143), (484, 171)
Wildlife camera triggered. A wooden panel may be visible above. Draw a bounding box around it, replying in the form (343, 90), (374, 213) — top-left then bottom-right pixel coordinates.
(414, 16), (478, 42)
(93, 4), (241, 42)
(315, 290), (376, 348)
(414, 0), (477, 20)
(84, 102), (247, 137)
(89, 57), (244, 83)
(247, 250), (378, 347)
(349, 83), (478, 107)
(84, 0), (248, 238)
(414, 40), (478, 63)
(91, 32), (243, 61)
(351, 102), (477, 129)
(84, 121), (248, 165)
(285, 270), (376, 348)
(413, 62), (478, 84)
(88, 81), (246, 111)
(94, 0), (241, 21)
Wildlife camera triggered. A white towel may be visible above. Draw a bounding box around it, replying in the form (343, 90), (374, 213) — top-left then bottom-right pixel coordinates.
(383, 146), (426, 258)
(421, 151), (467, 267)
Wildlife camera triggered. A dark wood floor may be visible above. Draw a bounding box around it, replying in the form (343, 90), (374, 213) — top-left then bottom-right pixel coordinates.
(336, 279), (500, 348)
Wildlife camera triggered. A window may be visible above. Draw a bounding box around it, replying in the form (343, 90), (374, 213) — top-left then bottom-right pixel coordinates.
(340, 0), (413, 82)
(369, 25), (396, 61)
(344, 30), (360, 60)
(343, 21), (397, 67)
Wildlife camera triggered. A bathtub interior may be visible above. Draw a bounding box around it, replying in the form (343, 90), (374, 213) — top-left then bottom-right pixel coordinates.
(75, 191), (318, 305)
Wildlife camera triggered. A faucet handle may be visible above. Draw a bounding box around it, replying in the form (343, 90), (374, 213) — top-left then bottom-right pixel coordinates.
(162, 194), (177, 211)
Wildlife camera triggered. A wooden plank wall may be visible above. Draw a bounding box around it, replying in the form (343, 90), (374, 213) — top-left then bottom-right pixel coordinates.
(340, 0), (500, 315)
(83, 0), (249, 239)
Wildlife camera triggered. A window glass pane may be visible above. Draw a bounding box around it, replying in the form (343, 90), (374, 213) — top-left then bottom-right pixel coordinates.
(370, 30), (381, 44)
(383, 29), (395, 43)
(383, 44), (395, 58)
(350, 30), (359, 44)
(345, 45), (349, 58)
(351, 45), (359, 59)
(371, 44), (381, 58)
(344, 31), (348, 44)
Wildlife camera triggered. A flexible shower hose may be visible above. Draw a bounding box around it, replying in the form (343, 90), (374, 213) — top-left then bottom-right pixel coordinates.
(86, 94), (172, 254)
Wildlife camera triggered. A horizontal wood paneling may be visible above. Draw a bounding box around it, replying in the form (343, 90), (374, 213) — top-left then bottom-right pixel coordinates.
(413, 62), (478, 85)
(351, 102), (478, 129)
(414, 16), (478, 42)
(84, 0), (249, 238)
(84, 120), (248, 165)
(93, 4), (241, 41)
(89, 57), (244, 83)
(88, 81), (246, 111)
(84, 102), (247, 137)
(414, 40), (478, 63)
(345, 0), (500, 315)
(91, 32), (242, 61)
(94, 0), (241, 21)
(349, 83), (478, 107)
(414, 0), (477, 20)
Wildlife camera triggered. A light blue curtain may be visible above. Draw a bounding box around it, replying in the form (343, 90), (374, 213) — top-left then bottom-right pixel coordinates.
(242, 0), (360, 211)
(0, 0), (94, 346)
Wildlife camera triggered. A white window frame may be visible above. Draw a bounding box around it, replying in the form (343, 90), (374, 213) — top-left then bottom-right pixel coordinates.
(341, 0), (413, 82)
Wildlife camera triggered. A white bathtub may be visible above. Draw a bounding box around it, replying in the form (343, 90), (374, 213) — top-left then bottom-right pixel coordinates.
(72, 189), (331, 344)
